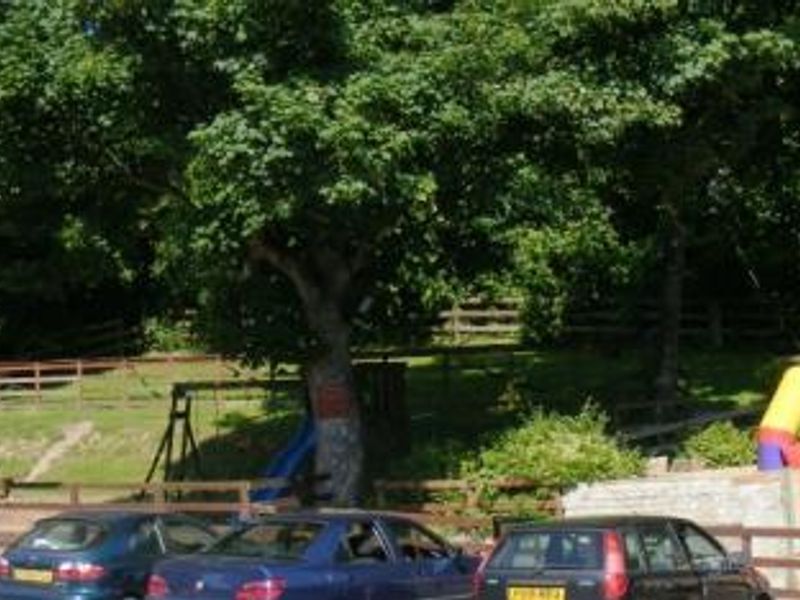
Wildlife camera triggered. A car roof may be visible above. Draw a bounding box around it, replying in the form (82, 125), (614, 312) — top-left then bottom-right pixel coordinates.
(503, 515), (694, 531)
(42, 510), (164, 526)
(253, 508), (415, 525)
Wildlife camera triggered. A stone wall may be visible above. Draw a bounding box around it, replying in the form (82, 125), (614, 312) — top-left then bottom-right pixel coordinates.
(563, 467), (800, 589)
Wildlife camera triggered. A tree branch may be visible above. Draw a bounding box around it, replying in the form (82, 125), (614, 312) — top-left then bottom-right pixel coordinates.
(249, 236), (317, 309)
(105, 149), (188, 201)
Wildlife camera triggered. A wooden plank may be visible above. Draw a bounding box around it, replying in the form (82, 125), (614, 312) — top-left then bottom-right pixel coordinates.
(0, 501), (253, 513)
(5, 479), (287, 493)
(0, 376), (79, 385)
(373, 477), (541, 493)
(374, 479), (472, 492)
(624, 407), (761, 442)
(753, 557), (800, 569)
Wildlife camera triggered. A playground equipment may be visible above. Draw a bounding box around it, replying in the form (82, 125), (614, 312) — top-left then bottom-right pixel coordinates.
(758, 366), (800, 470)
(249, 416), (317, 501)
(146, 384), (203, 483)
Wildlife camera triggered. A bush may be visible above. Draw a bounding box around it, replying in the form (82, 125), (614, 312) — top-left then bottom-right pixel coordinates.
(466, 404), (644, 490)
(143, 317), (197, 352)
(680, 421), (755, 468)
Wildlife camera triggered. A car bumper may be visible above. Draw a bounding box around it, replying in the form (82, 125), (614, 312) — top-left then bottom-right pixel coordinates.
(0, 581), (123, 600)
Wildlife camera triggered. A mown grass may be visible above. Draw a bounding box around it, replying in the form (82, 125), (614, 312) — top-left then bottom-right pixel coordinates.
(0, 347), (777, 484)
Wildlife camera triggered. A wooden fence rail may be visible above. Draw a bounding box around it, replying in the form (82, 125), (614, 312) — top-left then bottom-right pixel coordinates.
(436, 298), (795, 346)
(0, 478), (290, 518)
(705, 525), (800, 599)
(373, 477), (562, 516)
(0, 354), (302, 405)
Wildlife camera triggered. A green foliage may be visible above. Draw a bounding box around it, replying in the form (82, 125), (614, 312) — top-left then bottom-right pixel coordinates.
(466, 404), (644, 489)
(142, 317), (198, 353)
(680, 421), (756, 467)
(384, 439), (474, 480)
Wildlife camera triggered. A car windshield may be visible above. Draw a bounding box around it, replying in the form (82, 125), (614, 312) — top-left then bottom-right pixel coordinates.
(207, 521), (324, 561)
(14, 519), (107, 552)
(489, 530), (603, 571)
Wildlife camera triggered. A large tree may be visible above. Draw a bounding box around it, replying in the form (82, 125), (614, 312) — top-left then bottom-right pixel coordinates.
(0, 1), (157, 353)
(500, 0), (800, 408)
(0, 0), (627, 502)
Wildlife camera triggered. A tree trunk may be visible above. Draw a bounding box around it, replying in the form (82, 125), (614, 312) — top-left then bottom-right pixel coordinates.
(653, 209), (686, 420)
(305, 317), (362, 506)
(248, 240), (364, 506)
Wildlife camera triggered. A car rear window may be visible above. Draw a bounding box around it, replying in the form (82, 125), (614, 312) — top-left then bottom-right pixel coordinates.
(489, 530), (603, 571)
(15, 519), (106, 552)
(209, 521), (324, 561)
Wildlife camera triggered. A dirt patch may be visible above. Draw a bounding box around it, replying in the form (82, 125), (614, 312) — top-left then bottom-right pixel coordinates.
(24, 421), (94, 482)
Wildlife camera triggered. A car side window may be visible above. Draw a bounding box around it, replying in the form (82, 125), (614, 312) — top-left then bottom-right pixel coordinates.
(336, 522), (390, 565)
(384, 520), (451, 561)
(129, 520), (163, 556)
(159, 517), (217, 554)
(622, 530), (644, 572)
(638, 525), (689, 573)
(673, 523), (727, 572)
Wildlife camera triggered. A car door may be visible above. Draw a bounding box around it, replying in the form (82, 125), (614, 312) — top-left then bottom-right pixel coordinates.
(381, 518), (473, 600)
(671, 521), (751, 600)
(635, 523), (703, 600)
(332, 520), (412, 600)
(120, 517), (165, 596)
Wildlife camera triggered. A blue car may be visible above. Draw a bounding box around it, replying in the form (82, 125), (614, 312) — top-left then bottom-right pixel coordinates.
(0, 510), (218, 600)
(147, 510), (478, 600)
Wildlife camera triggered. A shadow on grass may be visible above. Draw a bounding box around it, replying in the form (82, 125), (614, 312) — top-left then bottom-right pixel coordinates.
(154, 347), (774, 486)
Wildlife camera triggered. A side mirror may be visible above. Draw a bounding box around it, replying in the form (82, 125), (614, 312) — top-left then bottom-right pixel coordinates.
(726, 551), (748, 571)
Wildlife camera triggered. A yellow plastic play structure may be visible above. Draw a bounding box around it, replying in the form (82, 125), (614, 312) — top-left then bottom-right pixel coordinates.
(758, 366), (800, 470)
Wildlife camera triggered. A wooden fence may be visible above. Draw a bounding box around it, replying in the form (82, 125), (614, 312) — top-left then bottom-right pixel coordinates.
(436, 298), (795, 346)
(0, 477), (290, 513)
(373, 477), (561, 516)
(0, 354), (301, 405)
(705, 525), (800, 599)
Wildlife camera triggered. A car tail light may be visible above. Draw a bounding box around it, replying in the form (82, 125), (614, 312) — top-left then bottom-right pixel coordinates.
(146, 574), (169, 598)
(603, 531), (629, 600)
(0, 557), (10, 579)
(54, 562), (106, 583)
(472, 550), (492, 598)
(235, 578), (287, 600)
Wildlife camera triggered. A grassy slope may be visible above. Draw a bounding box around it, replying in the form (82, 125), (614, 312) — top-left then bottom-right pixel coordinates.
(0, 347), (776, 483)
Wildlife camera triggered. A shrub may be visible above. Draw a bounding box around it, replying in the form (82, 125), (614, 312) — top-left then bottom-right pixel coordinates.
(680, 421), (755, 468)
(143, 317), (197, 352)
(466, 404), (644, 490)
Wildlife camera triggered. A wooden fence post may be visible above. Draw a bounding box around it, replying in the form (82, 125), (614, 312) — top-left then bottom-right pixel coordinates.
(123, 358), (131, 404)
(214, 355), (223, 411)
(742, 529), (753, 561)
(465, 482), (480, 509)
(154, 484), (167, 510)
(239, 482), (251, 520)
(451, 303), (461, 344)
(34, 362), (41, 405)
(69, 484), (80, 506)
(76, 360), (83, 408)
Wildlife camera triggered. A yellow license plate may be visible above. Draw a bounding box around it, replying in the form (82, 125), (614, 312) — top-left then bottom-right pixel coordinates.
(14, 568), (53, 584)
(508, 586), (565, 600)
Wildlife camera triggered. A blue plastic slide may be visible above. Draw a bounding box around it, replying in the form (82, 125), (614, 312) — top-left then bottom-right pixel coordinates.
(250, 416), (317, 501)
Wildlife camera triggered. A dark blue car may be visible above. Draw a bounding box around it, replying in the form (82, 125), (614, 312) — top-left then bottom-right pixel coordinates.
(0, 510), (218, 600)
(147, 510), (478, 600)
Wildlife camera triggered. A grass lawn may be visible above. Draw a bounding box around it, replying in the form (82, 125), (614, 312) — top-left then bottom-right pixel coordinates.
(0, 346), (778, 484)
